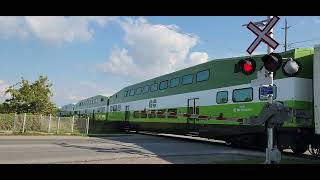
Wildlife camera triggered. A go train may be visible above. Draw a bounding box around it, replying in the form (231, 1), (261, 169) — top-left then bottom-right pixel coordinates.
(61, 46), (320, 156)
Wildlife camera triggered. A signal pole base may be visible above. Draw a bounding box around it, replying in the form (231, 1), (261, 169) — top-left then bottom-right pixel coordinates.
(265, 148), (281, 164)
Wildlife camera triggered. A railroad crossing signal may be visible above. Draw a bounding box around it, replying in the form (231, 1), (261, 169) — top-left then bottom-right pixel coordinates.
(235, 58), (256, 75)
(246, 16), (280, 55)
(262, 53), (283, 72)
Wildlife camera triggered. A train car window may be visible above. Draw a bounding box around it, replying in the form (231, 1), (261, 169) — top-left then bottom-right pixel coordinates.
(129, 89), (135, 96)
(149, 110), (156, 118)
(141, 109), (147, 118)
(167, 109), (178, 119)
(136, 87), (142, 95)
(259, 85), (277, 100)
(156, 109), (166, 118)
(124, 91), (128, 97)
(133, 111), (140, 118)
(170, 77), (180, 88)
(196, 70), (210, 82)
(118, 105), (121, 111)
(232, 88), (253, 102)
(182, 74), (193, 85)
(150, 83), (158, 92)
(216, 91), (228, 104)
(159, 80), (168, 90)
(143, 85), (149, 93)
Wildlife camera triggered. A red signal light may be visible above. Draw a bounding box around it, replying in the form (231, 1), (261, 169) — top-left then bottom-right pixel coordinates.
(243, 62), (253, 73)
(239, 58), (256, 75)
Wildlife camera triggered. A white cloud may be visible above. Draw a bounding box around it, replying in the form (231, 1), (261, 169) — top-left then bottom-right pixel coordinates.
(67, 95), (86, 101)
(98, 47), (139, 76)
(53, 80), (115, 106)
(189, 52), (209, 65)
(78, 81), (114, 96)
(0, 16), (114, 44)
(0, 16), (29, 39)
(0, 80), (10, 102)
(99, 17), (206, 81)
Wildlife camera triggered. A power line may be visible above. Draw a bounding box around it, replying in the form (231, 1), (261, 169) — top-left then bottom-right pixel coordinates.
(288, 38), (320, 45)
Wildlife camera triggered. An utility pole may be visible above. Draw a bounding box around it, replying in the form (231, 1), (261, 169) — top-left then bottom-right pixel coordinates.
(281, 18), (292, 52)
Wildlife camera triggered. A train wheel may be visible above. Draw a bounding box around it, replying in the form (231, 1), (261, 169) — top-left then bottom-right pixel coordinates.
(277, 145), (285, 153)
(291, 144), (308, 155)
(290, 136), (309, 155)
(308, 144), (320, 157)
(225, 141), (232, 146)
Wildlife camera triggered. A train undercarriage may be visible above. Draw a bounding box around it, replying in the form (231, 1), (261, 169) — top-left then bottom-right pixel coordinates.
(122, 121), (320, 157)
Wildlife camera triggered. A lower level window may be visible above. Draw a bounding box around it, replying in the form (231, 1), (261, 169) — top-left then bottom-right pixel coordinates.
(216, 91), (228, 104)
(232, 88), (253, 102)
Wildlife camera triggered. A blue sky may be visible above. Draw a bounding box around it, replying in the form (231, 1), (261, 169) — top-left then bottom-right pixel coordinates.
(1, 16), (320, 107)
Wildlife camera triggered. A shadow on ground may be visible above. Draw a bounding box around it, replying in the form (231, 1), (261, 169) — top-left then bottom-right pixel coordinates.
(52, 133), (315, 164)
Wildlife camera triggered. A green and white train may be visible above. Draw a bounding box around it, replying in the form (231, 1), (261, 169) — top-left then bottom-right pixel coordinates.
(66, 46), (320, 156)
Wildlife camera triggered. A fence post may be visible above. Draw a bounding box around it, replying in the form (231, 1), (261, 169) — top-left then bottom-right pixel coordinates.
(71, 116), (75, 133)
(48, 114), (52, 133)
(86, 116), (90, 135)
(40, 114), (43, 132)
(22, 113), (26, 133)
(13, 113), (17, 132)
(57, 116), (61, 134)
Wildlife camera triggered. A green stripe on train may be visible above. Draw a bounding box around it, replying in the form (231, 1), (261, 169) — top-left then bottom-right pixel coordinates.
(106, 100), (312, 128)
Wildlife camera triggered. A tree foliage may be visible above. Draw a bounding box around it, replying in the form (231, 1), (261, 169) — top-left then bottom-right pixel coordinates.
(3, 76), (56, 115)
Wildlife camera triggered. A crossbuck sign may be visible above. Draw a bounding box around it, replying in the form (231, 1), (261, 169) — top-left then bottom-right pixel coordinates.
(246, 16), (280, 55)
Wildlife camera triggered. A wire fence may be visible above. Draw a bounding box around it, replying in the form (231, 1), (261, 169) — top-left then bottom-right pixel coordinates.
(0, 113), (89, 135)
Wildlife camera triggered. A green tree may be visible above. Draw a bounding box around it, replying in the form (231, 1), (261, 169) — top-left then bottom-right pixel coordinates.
(4, 76), (57, 115)
(0, 103), (5, 113)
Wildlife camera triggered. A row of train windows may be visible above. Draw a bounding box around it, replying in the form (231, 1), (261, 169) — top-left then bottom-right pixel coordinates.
(110, 105), (121, 112)
(124, 69), (210, 97)
(79, 98), (105, 106)
(216, 85), (277, 104)
(110, 86), (276, 112)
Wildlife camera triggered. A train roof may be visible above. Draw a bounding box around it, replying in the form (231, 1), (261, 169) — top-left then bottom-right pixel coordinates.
(109, 47), (314, 104)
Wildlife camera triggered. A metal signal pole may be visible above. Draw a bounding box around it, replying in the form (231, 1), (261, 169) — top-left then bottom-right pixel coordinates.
(244, 16), (282, 164)
(267, 16), (274, 54)
(265, 16), (281, 164)
(266, 16), (275, 164)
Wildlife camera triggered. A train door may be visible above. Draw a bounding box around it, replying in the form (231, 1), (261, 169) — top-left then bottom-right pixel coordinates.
(123, 105), (130, 132)
(187, 98), (199, 132)
(125, 105), (130, 122)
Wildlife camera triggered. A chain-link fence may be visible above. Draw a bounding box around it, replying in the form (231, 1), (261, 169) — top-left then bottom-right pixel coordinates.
(0, 113), (89, 135)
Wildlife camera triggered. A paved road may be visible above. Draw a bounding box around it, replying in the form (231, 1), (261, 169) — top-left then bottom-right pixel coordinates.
(0, 134), (271, 164)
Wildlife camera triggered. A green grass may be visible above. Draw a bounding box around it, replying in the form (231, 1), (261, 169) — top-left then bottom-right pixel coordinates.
(0, 132), (83, 136)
